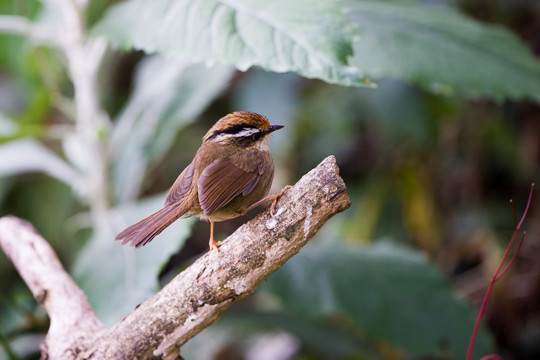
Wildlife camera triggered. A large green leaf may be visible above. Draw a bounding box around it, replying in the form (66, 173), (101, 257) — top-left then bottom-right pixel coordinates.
(73, 194), (194, 325)
(262, 241), (493, 359)
(93, 0), (540, 102)
(92, 0), (362, 86)
(347, 0), (540, 102)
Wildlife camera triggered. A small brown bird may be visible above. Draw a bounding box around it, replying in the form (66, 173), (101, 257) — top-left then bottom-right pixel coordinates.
(115, 111), (285, 251)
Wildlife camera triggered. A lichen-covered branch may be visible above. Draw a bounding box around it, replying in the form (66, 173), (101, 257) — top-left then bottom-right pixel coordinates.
(0, 156), (350, 359)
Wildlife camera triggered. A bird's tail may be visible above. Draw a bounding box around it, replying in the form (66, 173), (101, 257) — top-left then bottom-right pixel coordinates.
(115, 201), (191, 248)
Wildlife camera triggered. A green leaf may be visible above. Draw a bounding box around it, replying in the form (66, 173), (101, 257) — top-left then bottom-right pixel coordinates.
(72, 194), (194, 325)
(182, 310), (378, 359)
(110, 56), (234, 202)
(346, 0), (540, 102)
(92, 0), (540, 100)
(0, 139), (81, 190)
(92, 0), (363, 86)
(262, 241), (493, 358)
(0, 114), (18, 138)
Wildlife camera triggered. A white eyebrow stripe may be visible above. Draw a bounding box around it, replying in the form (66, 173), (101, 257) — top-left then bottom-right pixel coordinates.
(232, 127), (260, 138)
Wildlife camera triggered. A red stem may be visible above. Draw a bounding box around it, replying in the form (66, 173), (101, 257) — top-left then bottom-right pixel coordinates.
(495, 232), (525, 282)
(466, 184), (534, 360)
(510, 200), (517, 229)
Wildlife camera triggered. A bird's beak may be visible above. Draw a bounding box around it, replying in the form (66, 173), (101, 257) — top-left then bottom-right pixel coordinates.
(267, 124), (284, 133)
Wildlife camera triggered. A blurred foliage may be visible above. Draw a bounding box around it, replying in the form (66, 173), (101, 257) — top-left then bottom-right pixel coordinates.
(1, 0), (540, 359)
(261, 241), (492, 359)
(347, 0), (540, 101)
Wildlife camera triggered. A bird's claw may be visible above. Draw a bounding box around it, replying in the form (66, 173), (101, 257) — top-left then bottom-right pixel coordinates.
(270, 185), (292, 218)
(209, 238), (221, 252)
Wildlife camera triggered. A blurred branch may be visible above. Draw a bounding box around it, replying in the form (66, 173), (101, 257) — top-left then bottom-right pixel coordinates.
(1, 1), (111, 222)
(1, 0), (112, 222)
(43, 0), (111, 222)
(0, 15), (60, 45)
(0, 156), (350, 359)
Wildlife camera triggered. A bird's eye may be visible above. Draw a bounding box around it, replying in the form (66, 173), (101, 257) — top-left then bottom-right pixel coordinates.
(252, 133), (262, 141)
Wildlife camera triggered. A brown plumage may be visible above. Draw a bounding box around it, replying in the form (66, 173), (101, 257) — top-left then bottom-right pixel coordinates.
(115, 111), (283, 250)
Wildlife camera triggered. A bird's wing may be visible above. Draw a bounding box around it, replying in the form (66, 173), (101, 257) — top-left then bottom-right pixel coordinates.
(165, 162), (195, 206)
(197, 157), (263, 216)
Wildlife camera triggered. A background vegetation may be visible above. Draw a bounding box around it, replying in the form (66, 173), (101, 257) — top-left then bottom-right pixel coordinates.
(0, 0), (539, 359)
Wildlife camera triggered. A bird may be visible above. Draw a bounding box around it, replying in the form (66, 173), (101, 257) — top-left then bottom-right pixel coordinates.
(115, 111), (286, 251)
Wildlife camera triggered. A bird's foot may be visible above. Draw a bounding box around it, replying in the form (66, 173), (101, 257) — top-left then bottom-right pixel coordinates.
(208, 222), (222, 252)
(247, 185), (291, 218)
(269, 185), (291, 218)
(209, 238), (221, 252)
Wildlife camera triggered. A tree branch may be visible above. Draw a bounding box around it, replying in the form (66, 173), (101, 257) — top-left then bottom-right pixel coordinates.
(0, 156), (350, 359)
(0, 15), (60, 46)
(0, 217), (106, 359)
